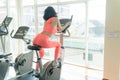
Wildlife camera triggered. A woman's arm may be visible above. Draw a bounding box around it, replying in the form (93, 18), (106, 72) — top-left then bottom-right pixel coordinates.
(57, 18), (71, 32)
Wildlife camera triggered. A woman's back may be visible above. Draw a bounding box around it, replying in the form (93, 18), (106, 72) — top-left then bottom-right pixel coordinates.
(43, 17), (57, 35)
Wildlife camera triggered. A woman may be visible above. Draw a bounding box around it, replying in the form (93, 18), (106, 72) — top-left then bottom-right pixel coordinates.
(33, 6), (71, 68)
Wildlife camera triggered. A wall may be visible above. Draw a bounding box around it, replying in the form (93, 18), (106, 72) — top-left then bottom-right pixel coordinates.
(104, 0), (120, 80)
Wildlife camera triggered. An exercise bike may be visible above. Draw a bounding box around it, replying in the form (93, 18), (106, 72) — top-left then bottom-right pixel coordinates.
(9, 26), (36, 80)
(28, 15), (73, 80)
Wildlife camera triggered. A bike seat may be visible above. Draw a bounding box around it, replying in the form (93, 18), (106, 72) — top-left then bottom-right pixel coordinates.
(28, 45), (41, 50)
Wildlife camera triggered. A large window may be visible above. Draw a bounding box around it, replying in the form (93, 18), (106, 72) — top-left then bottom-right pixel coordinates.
(87, 0), (106, 70)
(37, 1), (105, 80)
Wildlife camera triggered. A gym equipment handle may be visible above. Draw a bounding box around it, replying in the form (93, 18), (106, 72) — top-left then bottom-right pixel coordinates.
(0, 53), (12, 59)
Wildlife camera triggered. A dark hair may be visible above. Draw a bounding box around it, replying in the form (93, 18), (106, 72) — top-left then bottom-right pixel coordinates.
(43, 6), (57, 21)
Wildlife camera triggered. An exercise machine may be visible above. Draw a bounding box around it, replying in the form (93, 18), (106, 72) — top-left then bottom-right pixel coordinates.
(0, 16), (13, 80)
(28, 15), (73, 80)
(9, 26), (36, 80)
(0, 53), (12, 80)
(0, 17), (35, 80)
(0, 16), (13, 52)
(10, 26), (33, 75)
(1, 26), (35, 80)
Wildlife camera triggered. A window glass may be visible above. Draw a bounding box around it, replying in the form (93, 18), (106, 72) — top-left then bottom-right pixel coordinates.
(0, 0), (7, 22)
(88, 0), (106, 38)
(37, 6), (46, 32)
(37, 0), (57, 4)
(9, 7), (18, 54)
(87, 39), (104, 69)
(22, 0), (34, 6)
(86, 0), (106, 71)
(64, 38), (86, 66)
(0, 8), (7, 23)
(0, 0), (6, 7)
(22, 6), (35, 39)
(5, 0), (20, 55)
(9, 0), (16, 7)
(59, 0), (81, 2)
(58, 3), (86, 37)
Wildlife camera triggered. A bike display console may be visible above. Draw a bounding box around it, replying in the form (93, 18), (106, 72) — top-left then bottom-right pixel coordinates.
(60, 15), (73, 33)
(0, 16), (12, 36)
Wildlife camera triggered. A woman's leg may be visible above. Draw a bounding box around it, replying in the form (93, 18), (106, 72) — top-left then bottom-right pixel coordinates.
(39, 48), (44, 58)
(54, 43), (61, 59)
(44, 41), (61, 65)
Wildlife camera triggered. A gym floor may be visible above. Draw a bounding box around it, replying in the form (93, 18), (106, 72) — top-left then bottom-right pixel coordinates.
(6, 50), (103, 80)
(61, 64), (103, 80)
(6, 47), (103, 80)
(6, 62), (102, 80)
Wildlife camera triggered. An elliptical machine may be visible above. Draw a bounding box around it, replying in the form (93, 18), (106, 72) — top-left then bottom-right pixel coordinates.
(0, 16), (13, 53)
(28, 15), (73, 80)
(0, 16), (13, 80)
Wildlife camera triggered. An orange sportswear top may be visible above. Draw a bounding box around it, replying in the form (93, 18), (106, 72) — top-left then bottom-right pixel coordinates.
(43, 17), (57, 35)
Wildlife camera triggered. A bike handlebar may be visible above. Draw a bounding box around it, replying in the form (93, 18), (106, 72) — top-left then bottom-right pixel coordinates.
(0, 53), (12, 59)
(60, 15), (73, 33)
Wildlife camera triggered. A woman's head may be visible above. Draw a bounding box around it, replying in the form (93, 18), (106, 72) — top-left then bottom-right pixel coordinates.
(43, 6), (57, 21)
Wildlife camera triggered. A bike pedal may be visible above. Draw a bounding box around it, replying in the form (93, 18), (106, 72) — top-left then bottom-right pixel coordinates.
(33, 73), (40, 78)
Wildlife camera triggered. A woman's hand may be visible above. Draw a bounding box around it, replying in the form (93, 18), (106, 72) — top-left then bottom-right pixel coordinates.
(60, 21), (72, 32)
(65, 21), (71, 27)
